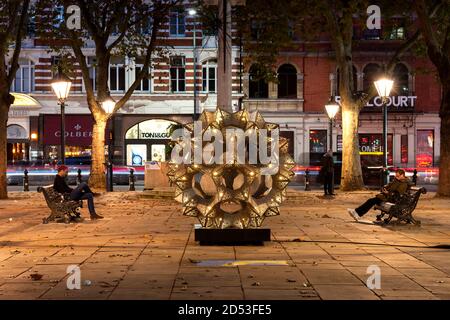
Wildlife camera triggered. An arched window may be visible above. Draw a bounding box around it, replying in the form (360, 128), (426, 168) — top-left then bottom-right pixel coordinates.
(249, 64), (268, 99)
(277, 64), (297, 99)
(7, 125), (28, 139)
(11, 59), (34, 93)
(363, 63), (383, 93)
(393, 63), (409, 95)
(336, 66), (358, 94)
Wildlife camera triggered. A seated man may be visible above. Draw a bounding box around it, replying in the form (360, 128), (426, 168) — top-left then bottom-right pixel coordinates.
(347, 169), (411, 221)
(53, 165), (104, 220)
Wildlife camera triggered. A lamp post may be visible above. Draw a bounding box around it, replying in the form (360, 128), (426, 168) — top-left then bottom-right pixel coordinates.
(325, 99), (340, 151)
(325, 98), (340, 194)
(188, 8), (198, 120)
(374, 77), (394, 185)
(102, 99), (115, 192)
(51, 69), (72, 165)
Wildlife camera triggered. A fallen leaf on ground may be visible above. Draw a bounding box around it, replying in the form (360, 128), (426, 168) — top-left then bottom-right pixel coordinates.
(30, 273), (43, 281)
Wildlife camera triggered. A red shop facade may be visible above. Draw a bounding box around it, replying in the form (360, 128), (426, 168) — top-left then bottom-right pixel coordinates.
(39, 114), (96, 163)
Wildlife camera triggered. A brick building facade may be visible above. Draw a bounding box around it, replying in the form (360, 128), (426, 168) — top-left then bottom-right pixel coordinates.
(7, 3), (441, 171)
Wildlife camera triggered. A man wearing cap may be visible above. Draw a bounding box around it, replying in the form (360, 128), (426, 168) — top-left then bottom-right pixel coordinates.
(54, 165), (104, 220)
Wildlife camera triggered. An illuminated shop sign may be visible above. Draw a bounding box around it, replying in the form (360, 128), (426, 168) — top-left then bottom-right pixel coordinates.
(140, 132), (170, 139)
(335, 96), (417, 110)
(126, 119), (177, 140)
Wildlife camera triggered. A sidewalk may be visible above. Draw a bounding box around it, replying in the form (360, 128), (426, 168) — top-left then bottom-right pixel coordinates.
(0, 190), (449, 300)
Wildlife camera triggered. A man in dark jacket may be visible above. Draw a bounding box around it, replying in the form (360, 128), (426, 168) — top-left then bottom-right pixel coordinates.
(321, 150), (335, 196)
(54, 165), (103, 220)
(347, 169), (411, 221)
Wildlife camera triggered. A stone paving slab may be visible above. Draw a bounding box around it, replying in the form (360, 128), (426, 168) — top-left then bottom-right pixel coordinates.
(0, 190), (449, 300)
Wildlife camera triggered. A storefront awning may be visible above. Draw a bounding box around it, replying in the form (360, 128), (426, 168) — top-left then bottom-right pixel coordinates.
(11, 93), (41, 108)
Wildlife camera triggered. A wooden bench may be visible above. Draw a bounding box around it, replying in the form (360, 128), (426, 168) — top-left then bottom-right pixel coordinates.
(38, 185), (83, 224)
(374, 186), (427, 225)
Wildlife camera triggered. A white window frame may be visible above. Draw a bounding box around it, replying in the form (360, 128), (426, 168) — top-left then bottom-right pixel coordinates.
(134, 64), (152, 93)
(84, 56), (97, 92)
(169, 10), (186, 37)
(170, 56), (186, 93)
(12, 60), (35, 93)
(109, 61), (126, 92)
(202, 60), (217, 93)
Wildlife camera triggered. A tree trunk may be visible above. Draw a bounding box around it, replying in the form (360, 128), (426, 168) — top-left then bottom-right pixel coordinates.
(437, 86), (450, 197)
(217, 0), (233, 112)
(0, 101), (9, 199)
(88, 117), (107, 191)
(340, 104), (364, 191)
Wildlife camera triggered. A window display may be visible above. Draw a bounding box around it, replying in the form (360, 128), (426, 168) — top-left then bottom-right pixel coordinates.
(309, 130), (327, 165)
(416, 130), (434, 167)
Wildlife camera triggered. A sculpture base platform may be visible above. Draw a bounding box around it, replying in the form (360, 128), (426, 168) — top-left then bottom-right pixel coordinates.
(194, 225), (271, 246)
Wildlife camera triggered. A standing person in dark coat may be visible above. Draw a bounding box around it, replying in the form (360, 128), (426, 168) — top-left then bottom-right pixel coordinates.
(53, 165), (104, 220)
(320, 150), (335, 196)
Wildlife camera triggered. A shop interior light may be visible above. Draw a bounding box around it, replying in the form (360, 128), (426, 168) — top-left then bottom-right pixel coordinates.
(188, 8), (197, 16)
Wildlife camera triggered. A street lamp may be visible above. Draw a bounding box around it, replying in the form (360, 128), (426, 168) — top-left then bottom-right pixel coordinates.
(101, 99), (116, 192)
(51, 69), (72, 165)
(325, 98), (340, 151)
(188, 8), (198, 120)
(374, 77), (394, 185)
(325, 98), (339, 194)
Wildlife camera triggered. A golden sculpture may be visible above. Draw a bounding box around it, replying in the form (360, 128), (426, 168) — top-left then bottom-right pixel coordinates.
(167, 108), (295, 229)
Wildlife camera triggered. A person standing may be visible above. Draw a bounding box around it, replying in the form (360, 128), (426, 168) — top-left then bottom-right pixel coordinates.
(53, 165), (104, 220)
(320, 150), (335, 196)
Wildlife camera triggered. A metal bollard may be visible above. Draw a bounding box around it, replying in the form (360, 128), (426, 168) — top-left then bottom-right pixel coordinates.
(129, 168), (136, 191)
(304, 169), (311, 191)
(23, 169), (29, 192)
(77, 169), (82, 185)
(412, 169), (418, 186)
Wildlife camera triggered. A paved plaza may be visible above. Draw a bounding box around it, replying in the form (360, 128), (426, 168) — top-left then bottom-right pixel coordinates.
(0, 189), (450, 300)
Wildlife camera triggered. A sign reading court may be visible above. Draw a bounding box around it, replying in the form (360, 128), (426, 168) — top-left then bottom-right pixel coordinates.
(335, 95), (417, 110)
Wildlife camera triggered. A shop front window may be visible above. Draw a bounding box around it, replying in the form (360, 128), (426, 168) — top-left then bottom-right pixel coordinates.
(401, 135), (408, 164)
(309, 130), (327, 165)
(337, 134), (393, 167)
(359, 134), (393, 167)
(280, 131), (295, 159)
(125, 119), (177, 165)
(416, 130), (434, 167)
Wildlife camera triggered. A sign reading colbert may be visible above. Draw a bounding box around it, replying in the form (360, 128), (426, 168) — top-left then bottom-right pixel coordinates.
(43, 115), (94, 146)
(335, 95), (417, 112)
